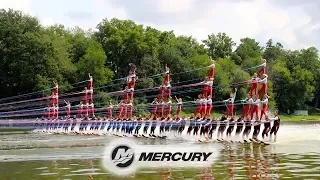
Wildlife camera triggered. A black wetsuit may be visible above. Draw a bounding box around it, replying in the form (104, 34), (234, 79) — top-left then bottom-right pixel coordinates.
(262, 120), (271, 138)
(243, 120), (252, 137)
(64, 120), (70, 131)
(193, 118), (201, 135)
(126, 119), (132, 134)
(209, 120), (217, 137)
(121, 120), (126, 133)
(100, 120), (107, 130)
(134, 119), (142, 134)
(143, 120), (150, 134)
(187, 119), (195, 134)
(226, 119), (235, 137)
(95, 120), (101, 130)
(252, 121), (261, 138)
(70, 119), (76, 131)
(116, 119), (121, 132)
(150, 119), (157, 135)
(129, 119), (135, 134)
(107, 120), (113, 131)
(179, 119), (186, 134)
(235, 118), (244, 136)
(217, 117), (227, 138)
(165, 120), (171, 132)
(159, 119), (166, 134)
(90, 121), (96, 130)
(200, 119), (208, 136)
(270, 117), (280, 136)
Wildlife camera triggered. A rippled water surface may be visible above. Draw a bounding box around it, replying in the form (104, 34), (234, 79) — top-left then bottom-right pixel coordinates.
(0, 121), (319, 180)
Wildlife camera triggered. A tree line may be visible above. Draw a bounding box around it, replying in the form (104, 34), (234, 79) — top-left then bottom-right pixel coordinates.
(0, 9), (319, 114)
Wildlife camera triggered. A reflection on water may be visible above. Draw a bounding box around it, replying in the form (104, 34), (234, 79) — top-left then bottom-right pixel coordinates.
(0, 122), (320, 179)
(0, 144), (319, 179)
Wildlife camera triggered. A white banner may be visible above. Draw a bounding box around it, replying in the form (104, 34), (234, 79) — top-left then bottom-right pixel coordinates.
(102, 139), (220, 176)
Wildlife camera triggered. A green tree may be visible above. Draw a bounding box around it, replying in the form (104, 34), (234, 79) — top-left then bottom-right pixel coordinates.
(0, 9), (56, 97)
(76, 40), (113, 88)
(202, 32), (235, 59)
(263, 39), (284, 62)
(235, 38), (262, 65)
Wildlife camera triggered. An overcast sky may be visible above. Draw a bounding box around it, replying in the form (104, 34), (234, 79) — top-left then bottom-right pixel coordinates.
(1, 0), (320, 50)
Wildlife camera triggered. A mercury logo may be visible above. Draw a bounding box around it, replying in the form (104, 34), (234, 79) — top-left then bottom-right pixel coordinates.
(102, 139), (219, 176)
(111, 145), (134, 168)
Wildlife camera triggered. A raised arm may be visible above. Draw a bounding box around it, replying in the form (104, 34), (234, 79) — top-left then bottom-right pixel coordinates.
(175, 96), (179, 102)
(260, 98), (267, 104)
(233, 88), (237, 101)
(258, 78), (266, 83)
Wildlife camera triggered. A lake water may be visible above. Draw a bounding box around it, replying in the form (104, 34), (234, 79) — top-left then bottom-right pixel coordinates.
(0, 121), (319, 180)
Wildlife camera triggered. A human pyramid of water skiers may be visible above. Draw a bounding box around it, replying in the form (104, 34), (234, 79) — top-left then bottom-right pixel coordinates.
(38, 56), (279, 143)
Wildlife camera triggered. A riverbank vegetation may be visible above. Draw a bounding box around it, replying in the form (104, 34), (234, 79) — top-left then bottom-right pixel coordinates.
(0, 9), (319, 115)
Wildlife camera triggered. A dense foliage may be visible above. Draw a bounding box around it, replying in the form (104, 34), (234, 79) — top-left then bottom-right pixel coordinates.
(0, 9), (319, 113)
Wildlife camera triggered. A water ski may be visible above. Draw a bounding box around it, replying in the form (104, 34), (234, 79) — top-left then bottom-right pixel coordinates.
(198, 139), (210, 143)
(158, 135), (167, 139)
(260, 141), (272, 145)
(141, 134), (148, 138)
(250, 138), (263, 144)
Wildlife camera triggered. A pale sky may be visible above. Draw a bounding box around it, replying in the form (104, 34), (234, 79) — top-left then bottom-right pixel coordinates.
(1, 0), (320, 50)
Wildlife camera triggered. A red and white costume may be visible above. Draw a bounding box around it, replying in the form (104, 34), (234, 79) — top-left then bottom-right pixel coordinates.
(88, 76), (93, 89)
(250, 99), (260, 120)
(87, 88), (93, 102)
(55, 94), (59, 105)
(128, 87), (134, 101)
(151, 100), (158, 115)
(176, 101), (182, 116)
(163, 68), (170, 85)
(158, 86), (165, 99)
(243, 97), (252, 118)
(165, 84), (171, 99)
(258, 77), (268, 97)
(260, 98), (268, 120)
(118, 102), (124, 118)
(66, 103), (71, 117)
(85, 103), (89, 117)
(202, 81), (209, 97)
(123, 88), (129, 101)
(257, 62), (266, 76)
(206, 98), (213, 115)
(122, 103), (127, 118)
(195, 98), (202, 115)
(54, 105), (59, 119)
(53, 84), (58, 95)
(127, 103), (133, 118)
(165, 100), (172, 117)
(208, 63), (215, 78)
(224, 91), (237, 117)
(89, 103), (94, 117)
(249, 77), (259, 97)
(107, 104), (113, 118)
(83, 89), (88, 103)
(78, 103), (83, 115)
(129, 74), (136, 89)
(50, 94), (56, 106)
(158, 101), (165, 117)
(46, 107), (51, 118)
(201, 98), (207, 117)
(126, 73), (136, 101)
